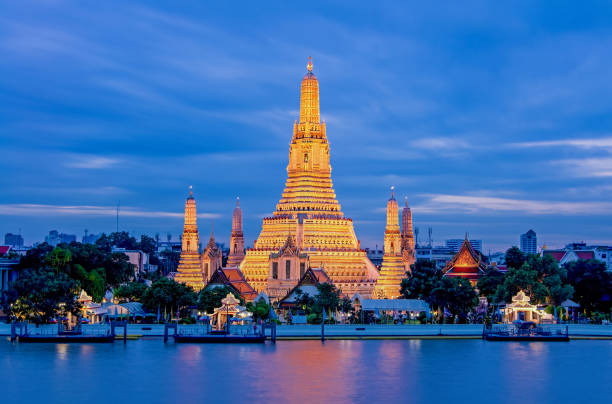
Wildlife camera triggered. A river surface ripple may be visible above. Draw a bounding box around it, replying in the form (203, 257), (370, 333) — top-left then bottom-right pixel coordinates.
(2, 339), (611, 404)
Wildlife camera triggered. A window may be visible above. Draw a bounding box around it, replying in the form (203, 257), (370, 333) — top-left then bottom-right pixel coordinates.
(286, 260), (291, 279)
(272, 262), (278, 279)
(203, 263), (209, 277)
(304, 153), (309, 163)
(233, 243), (237, 253)
(300, 262), (306, 278)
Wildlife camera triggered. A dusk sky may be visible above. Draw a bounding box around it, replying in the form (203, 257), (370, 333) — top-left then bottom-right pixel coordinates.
(2, 1), (612, 252)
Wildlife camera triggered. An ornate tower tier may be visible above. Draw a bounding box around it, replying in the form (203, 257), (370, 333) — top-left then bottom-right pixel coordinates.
(401, 197), (416, 272)
(226, 197), (245, 268)
(374, 187), (406, 299)
(201, 227), (222, 282)
(175, 186), (204, 291)
(240, 58), (379, 298)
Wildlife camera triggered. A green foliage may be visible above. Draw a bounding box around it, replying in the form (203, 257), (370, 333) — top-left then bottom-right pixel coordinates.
(246, 298), (270, 320)
(84, 269), (106, 302)
(142, 278), (197, 313)
(477, 268), (505, 303)
(197, 286), (243, 314)
(45, 247), (72, 274)
(400, 260), (442, 301)
(494, 254), (573, 305)
(505, 246), (526, 270)
(4, 268), (81, 324)
(565, 259), (612, 314)
(315, 283), (341, 312)
(114, 282), (149, 302)
(431, 277), (479, 322)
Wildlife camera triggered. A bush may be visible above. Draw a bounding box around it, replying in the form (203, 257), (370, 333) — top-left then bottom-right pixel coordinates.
(417, 312), (427, 324)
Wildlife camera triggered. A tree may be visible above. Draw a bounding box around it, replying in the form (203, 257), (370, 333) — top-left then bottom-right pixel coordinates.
(138, 235), (157, 256)
(45, 247), (72, 274)
(400, 260), (442, 301)
(565, 259), (612, 315)
(505, 247), (526, 270)
(314, 283), (341, 314)
(494, 255), (573, 305)
(197, 286), (243, 314)
(430, 277), (478, 323)
(477, 268), (505, 303)
(114, 282), (149, 302)
(142, 278), (197, 317)
(4, 268), (81, 324)
(246, 298), (270, 321)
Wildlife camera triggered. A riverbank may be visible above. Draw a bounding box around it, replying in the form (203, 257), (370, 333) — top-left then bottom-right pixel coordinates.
(3, 323), (612, 340)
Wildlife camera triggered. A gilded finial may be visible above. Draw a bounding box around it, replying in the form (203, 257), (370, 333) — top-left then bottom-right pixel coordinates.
(405, 196), (408, 207)
(189, 185), (193, 197)
(236, 196), (240, 207)
(307, 56), (313, 73)
(390, 185), (395, 199)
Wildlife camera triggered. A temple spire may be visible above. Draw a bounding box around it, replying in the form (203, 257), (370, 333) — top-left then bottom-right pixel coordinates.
(227, 198), (245, 268)
(174, 187), (204, 291)
(299, 56), (320, 125)
(307, 56), (313, 72)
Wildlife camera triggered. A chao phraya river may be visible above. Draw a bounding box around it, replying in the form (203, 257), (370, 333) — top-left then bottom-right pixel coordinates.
(2, 339), (611, 404)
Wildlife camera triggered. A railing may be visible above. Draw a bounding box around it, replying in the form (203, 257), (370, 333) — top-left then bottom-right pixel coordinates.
(484, 324), (569, 338)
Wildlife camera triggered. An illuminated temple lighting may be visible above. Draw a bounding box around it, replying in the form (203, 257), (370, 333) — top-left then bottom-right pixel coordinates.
(374, 187), (406, 298)
(401, 196), (416, 272)
(174, 186), (205, 291)
(226, 197), (245, 268)
(240, 58), (379, 299)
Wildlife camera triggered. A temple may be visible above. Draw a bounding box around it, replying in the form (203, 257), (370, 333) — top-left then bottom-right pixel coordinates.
(200, 227), (222, 282)
(226, 197), (245, 268)
(240, 57), (379, 299)
(174, 186), (205, 291)
(442, 236), (487, 285)
(374, 187), (406, 298)
(401, 196), (416, 272)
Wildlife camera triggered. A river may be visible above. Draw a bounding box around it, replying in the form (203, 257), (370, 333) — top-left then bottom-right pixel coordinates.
(1, 339), (611, 404)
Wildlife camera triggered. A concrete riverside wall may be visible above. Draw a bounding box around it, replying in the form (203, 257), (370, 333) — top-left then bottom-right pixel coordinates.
(2, 323), (612, 338)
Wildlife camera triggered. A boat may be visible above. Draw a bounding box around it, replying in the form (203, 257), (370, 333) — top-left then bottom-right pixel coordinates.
(483, 321), (569, 341)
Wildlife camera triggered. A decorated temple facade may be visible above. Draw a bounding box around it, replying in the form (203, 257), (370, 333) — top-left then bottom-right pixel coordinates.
(442, 236), (487, 285)
(266, 235), (310, 300)
(174, 187), (205, 291)
(401, 197), (416, 272)
(374, 188), (406, 299)
(226, 197), (245, 268)
(240, 58), (379, 298)
(200, 228), (222, 283)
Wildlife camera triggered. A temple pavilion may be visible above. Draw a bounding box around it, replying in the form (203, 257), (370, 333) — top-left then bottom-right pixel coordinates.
(240, 58), (379, 298)
(442, 236), (487, 285)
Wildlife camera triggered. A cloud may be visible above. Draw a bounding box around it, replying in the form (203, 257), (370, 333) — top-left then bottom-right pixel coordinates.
(411, 137), (471, 150)
(64, 154), (121, 169)
(510, 137), (612, 150)
(415, 194), (612, 215)
(552, 157), (612, 178)
(0, 204), (220, 219)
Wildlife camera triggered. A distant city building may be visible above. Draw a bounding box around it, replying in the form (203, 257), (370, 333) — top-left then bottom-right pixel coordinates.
(416, 245), (455, 269)
(445, 239), (482, 253)
(4, 233), (24, 248)
(544, 242), (612, 271)
(112, 247), (150, 277)
(82, 232), (101, 244)
(45, 230), (76, 246)
(520, 229), (537, 254)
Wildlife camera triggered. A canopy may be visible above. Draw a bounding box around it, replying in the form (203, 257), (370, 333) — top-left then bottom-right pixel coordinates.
(359, 299), (429, 312)
(561, 299), (580, 308)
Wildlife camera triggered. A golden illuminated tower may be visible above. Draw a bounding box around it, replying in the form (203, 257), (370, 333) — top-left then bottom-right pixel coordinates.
(401, 196), (416, 272)
(374, 187), (406, 299)
(226, 197), (245, 268)
(201, 226), (222, 282)
(240, 57), (379, 298)
(174, 186), (204, 291)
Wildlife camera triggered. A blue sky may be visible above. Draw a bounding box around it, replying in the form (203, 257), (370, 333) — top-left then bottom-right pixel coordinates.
(2, 1), (612, 252)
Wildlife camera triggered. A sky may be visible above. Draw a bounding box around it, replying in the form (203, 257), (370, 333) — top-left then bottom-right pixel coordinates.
(2, 1), (612, 252)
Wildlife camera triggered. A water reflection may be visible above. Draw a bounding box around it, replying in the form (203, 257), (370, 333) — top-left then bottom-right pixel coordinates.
(1, 340), (611, 404)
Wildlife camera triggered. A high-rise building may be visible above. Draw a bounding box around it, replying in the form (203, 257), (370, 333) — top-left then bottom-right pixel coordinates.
(44, 230), (76, 246)
(240, 58), (379, 298)
(226, 197), (245, 268)
(4, 233), (23, 248)
(445, 238), (482, 253)
(374, 187), (406, 299)
(520, 230), (537, 255)
(174, 186), (205, 291)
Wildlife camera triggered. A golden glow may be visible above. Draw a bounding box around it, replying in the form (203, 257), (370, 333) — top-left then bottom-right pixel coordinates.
(175, 187), (205, 291)
(240, 58), (379, 298)
(374, 188), (405, 299)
